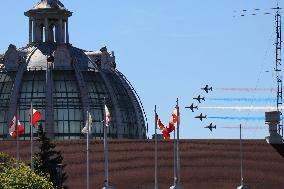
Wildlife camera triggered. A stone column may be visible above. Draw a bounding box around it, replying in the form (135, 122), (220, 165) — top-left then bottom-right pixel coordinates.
(58, 19), (63, 43)
(33, 19), (36, 43)
(62, 21), (66, 43)
(66, 19), (69, 43)
(35, 20), (42, 42)
(44, 18), (49, 42)
(29, 19), (32, 44)
(55, 24), (59, 43)
(40, 25), (44, 42)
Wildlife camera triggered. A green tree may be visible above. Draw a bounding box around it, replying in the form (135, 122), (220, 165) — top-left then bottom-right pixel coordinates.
(34, 124), (67, 188)
(0, 152), (54, 189)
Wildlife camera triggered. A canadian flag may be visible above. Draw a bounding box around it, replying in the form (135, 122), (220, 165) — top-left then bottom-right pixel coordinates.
(105, 105), (111, 127)
(169, 105), (180, 132)
(30, 109), (41, 127)
(9, 116), (24, 138)
(162, 129), (170, 140)
(155, 113), (171, 140)
(155, 113), (166, 130)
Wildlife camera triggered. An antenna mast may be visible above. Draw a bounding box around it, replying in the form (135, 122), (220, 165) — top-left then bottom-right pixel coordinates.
(274, 3), (283, 137)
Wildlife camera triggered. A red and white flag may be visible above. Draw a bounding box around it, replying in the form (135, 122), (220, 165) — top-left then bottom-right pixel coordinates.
(105, 105), (111, 127)
(155, 113), (166, 130)
(162, 129), (170, 140)
(169, 105), (180, 132)
(155, 112), (171, 140)
(9, 116), (24, 138)
(30, 109), (41, 127)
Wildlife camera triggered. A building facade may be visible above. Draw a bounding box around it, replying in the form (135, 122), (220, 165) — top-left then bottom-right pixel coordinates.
(0, 0), (148, 140)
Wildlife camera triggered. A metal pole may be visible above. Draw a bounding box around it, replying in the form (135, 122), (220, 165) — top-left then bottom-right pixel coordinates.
(103, 97), (109, 187)
(173, 129), (176, 185)
(87, 110), (90, 189)
(30, 101), (34, 171)
(176, 98), (180, 185)
(240, 124), (244, 186)
(16, 111), (19, 169)
(154, 105), (158, 189)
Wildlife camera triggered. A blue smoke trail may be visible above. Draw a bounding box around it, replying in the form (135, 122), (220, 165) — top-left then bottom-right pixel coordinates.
(208, 116), (265, 121)
(207, 98), (276, 102)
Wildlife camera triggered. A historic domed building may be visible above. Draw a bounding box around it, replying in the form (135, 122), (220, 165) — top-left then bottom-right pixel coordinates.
(0, 0), (148, 140)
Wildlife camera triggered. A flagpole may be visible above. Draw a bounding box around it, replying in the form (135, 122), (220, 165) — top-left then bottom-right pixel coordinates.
(30, 101), (34, 171)
(173, 128), (177, 185)
(16, 110), (19, 169)
(87, 109), (90, 189)
(176, 98), (180, 185)
(103, 97), (109, 187)
(154, 105), (158, 189)
(240, 124), (244, 186)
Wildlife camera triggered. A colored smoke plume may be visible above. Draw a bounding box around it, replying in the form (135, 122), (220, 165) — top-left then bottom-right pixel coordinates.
(220, 126), (267, 129)
(207, 98), (276, 102)
(201, 106), (283, 111)
(208, 116), (265, 121)
(215, 88), (277, 92)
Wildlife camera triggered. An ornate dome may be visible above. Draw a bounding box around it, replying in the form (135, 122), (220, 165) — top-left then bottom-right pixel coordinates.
(0, 0), (147, 140)
(32, 0), (67, 10)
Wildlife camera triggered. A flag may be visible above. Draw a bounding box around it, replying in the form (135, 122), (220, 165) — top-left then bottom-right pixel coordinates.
(162, 128), (170, 140)
(167, 122), (175, 133)
(30, 109), (41, 127)
(82, 111), (93, 134)
(9, 116), (24, 138)
(169, 105), (180, 131)
(155, 113), (166, 130)
(105, 105), (111, 127)
(155, 112), (171, 140)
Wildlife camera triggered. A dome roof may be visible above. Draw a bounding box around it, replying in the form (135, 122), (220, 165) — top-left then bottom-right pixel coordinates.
(0, 44), (147, 140)
(32, 0), (67, 10)
(0, 0), (148, 140)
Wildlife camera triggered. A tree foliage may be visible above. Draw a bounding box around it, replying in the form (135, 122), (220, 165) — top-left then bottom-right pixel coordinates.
(34, 124), (67, 188)
(0, 152), (54, 189)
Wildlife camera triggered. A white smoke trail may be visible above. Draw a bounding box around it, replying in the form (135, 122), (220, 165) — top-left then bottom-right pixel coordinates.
(200, 106), (284, 111)
(220, 126), (267, 129)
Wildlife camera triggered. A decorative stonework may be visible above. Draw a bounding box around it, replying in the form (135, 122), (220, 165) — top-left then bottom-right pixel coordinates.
(54, 45), (72, 69)
(4, 44), (20, 70)
(86, 46), (116, 70)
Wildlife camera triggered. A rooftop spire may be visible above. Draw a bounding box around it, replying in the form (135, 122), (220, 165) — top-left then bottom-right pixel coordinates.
(25, 0), (72, 44)
(32, 0), (67, 10)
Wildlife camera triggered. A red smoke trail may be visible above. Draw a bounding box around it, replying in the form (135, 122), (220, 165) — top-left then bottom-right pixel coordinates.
(215, 88), (277, 92)
(220, 126), (267, 129)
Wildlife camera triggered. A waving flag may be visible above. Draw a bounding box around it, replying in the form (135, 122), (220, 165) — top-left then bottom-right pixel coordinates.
(155, 113), (166, 130)
(162, 129), (170, 140)
(82, 111), (93, 134)
(9, 116), (24, 138)
(155, 112), (171, 140)
(105, 105), (111, 127)
(169, 105), (180, 132)
(30, 109), (41, 127)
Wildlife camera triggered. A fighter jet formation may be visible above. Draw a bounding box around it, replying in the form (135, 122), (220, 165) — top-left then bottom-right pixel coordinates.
(193, 95), (205, 103)
(201, 85), (213, 93)
(185, 103), (198, 112)
(205, 123), (216, 132)
(195, 113), (207, 121)
(185, 85), (217, 132)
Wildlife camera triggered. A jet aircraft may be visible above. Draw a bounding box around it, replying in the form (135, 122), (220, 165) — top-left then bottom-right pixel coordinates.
(205, 123), (216, 132)
(201, 85), (213, 93)
(194, 113), (207, 121)
(185, 103), (198, 112)
(193, 95), (205, 103)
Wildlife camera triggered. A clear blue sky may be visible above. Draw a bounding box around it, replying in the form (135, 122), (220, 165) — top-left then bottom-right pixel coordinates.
(0, 0), (282, 139)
